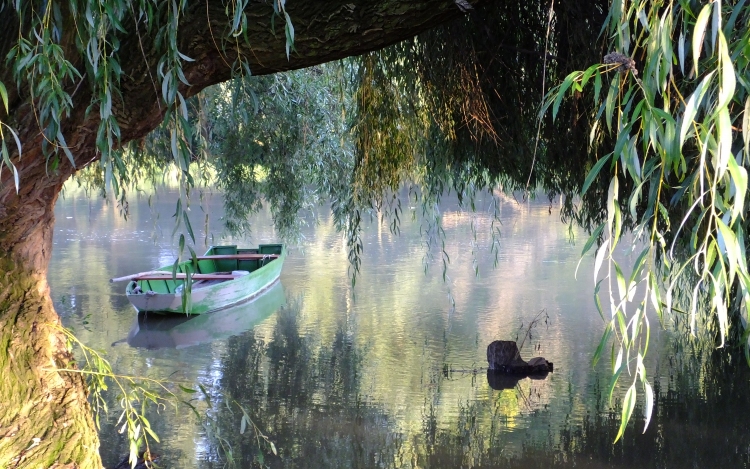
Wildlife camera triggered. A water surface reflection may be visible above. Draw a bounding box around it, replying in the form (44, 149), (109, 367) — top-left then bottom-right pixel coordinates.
(125, 282), (285, 349)
(49, 188), (750, 468)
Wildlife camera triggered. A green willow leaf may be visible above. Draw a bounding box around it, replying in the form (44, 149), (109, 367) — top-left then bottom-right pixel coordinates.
(727, 155), (748, 225)
(717, 218), (739, 283)
(594, 279), (605, 320)
(692, 4), (712, 76)
(178, 233), (185, 257)
(615, 384), (636, 442)
(198, 384), (211, 407)
(616, 310), (628, 347)
(594, 238), (610, 285)
(11, 160), (19, 192)
(593, 322), (613, 366)
(580, 63), (600, 88)
(678, 31), (685, 75)
(177, 51), (195, 62)
(56, 130), (76, 168)
(552, 71), (581, 121)
(183, 211), (195, 244)
(607, 361), (623, 404)
(0, 81), (7, 113)
(678, 71), (714, 148)
(717, 33), (736, 111)
(643, 380), (654, 431)
(143, 424), (160, 443)
(582, 153), (612, 196)
(628, 246), (651, 287)
(284, 11), (295, 59)
(580, 223), (606, 258)
(613, 260), (627, 303)
(714, 289), (729, 347)
(613, 343), (623, 373)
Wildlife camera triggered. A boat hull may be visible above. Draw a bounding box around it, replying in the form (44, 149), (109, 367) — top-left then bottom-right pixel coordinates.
(126, 281), (286, 348)
(125, 244), (285, 315)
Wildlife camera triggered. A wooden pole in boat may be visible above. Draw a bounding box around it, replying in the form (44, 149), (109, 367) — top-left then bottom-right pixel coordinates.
(109, 271), (174, 283)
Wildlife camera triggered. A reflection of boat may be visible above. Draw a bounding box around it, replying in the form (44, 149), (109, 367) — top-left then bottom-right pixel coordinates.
(126, 282), (285, 349)
(117, 244), (285, 314)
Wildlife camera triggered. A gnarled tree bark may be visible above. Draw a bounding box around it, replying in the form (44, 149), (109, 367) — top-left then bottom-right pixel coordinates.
(0, 1), (479, 467)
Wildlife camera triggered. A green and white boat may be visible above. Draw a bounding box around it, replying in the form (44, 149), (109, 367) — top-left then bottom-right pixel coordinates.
(114, 244), (286, 314)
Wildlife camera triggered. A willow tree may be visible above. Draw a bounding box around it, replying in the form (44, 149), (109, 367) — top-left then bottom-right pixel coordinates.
(302, 0), (612, 280)
(543, 0), (750, 439)
(330, 0), (750, 440)
(0, 1), (481, 467)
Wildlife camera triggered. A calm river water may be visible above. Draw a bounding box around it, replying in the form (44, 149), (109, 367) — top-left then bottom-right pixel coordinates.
(49, 186), (750, 468)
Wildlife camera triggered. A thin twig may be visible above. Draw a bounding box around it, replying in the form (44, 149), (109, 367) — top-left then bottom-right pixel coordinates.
(516, 308), (549, 352)
(130, 5), (161, 114)
(525, 0), (556, 197)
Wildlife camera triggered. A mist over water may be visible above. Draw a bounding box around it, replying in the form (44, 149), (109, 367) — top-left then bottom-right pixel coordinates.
(50, 187), (750, 468)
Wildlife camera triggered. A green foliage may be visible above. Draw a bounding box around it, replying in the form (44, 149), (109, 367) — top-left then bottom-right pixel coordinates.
(546, 0), (750, 439)
(204, 64), (355, 242)
(334, 1), (612, 282)
(3, 0), (610, 267)
(58, 326), (164, 468)
(54, 1), (612, 289)
(0, 0), (294, 251)
(58, 326), (275, 468)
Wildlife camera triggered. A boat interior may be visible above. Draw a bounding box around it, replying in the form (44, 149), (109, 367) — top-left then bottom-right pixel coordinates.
(129, 244), (283, 295)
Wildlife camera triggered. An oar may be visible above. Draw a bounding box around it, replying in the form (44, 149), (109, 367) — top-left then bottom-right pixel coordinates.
(110, 271), (174, 283)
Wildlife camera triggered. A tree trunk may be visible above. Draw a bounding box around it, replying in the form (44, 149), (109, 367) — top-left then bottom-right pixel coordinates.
(0, 1), (481, 467)
(0, 176), (101, 469)
(0, 270), (101, 469)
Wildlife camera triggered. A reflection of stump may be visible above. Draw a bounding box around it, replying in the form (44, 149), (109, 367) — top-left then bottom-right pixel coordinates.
(527, 357), (553, 373)
(486, 370), (523, 390)
(486, 340), (553, 374)
(111, 452), (160, 469)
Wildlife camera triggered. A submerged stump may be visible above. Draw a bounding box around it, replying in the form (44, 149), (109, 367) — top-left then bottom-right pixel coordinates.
(486, 340), (553, 374)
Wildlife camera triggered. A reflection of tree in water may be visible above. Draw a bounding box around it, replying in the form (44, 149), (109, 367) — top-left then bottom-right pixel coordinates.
(209, 300), (396, 468)
(206, 308), (750, 469)
(550, 352), (750, 468)
(422, 349), (750, 468)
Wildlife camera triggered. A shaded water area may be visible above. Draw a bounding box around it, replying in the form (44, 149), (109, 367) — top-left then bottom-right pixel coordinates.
(49, 187), (750, 468)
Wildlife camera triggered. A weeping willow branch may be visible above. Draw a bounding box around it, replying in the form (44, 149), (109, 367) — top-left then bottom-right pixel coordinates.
(56, 325), (276, 468)
(546, 0), (750, 441)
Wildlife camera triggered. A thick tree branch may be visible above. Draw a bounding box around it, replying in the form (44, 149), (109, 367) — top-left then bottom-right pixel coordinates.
(0, 0), (481, 270)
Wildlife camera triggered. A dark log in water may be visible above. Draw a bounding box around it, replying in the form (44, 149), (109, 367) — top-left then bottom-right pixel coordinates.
(486, 340), (553, 374)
